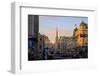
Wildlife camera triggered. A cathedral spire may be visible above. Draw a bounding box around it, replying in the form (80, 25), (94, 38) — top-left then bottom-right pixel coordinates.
(56, 27), (58, 38)
(55, 26), (59, 50)
(56, 27), (58, 43)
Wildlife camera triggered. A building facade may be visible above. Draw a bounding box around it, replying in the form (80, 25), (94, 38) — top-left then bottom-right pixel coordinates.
(38, 34), (52, 59)
(58, 36), (68, 53)
(73, 21), (88, 47)
(28, 15), (39, 60)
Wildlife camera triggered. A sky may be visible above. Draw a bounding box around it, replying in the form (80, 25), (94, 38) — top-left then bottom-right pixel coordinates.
(39, 15), (88, 43)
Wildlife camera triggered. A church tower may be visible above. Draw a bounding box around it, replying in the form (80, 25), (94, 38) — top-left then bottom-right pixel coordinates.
(55, 27), (59, 51)
(56, 27), (58, 44)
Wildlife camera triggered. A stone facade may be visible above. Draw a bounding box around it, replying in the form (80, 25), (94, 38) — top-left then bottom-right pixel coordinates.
(73, 21), (88, 47)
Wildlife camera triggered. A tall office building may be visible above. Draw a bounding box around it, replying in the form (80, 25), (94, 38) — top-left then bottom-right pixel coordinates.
(28, 15), (39, 60)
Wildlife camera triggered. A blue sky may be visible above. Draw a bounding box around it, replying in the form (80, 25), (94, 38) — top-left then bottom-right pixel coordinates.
(39, 15), (88, 43)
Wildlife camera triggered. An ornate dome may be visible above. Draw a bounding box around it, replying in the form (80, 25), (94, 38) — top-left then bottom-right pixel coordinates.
(79, 21), (88, 29)
(74, 27), (78, 32)
(74, 24), (78, 32)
